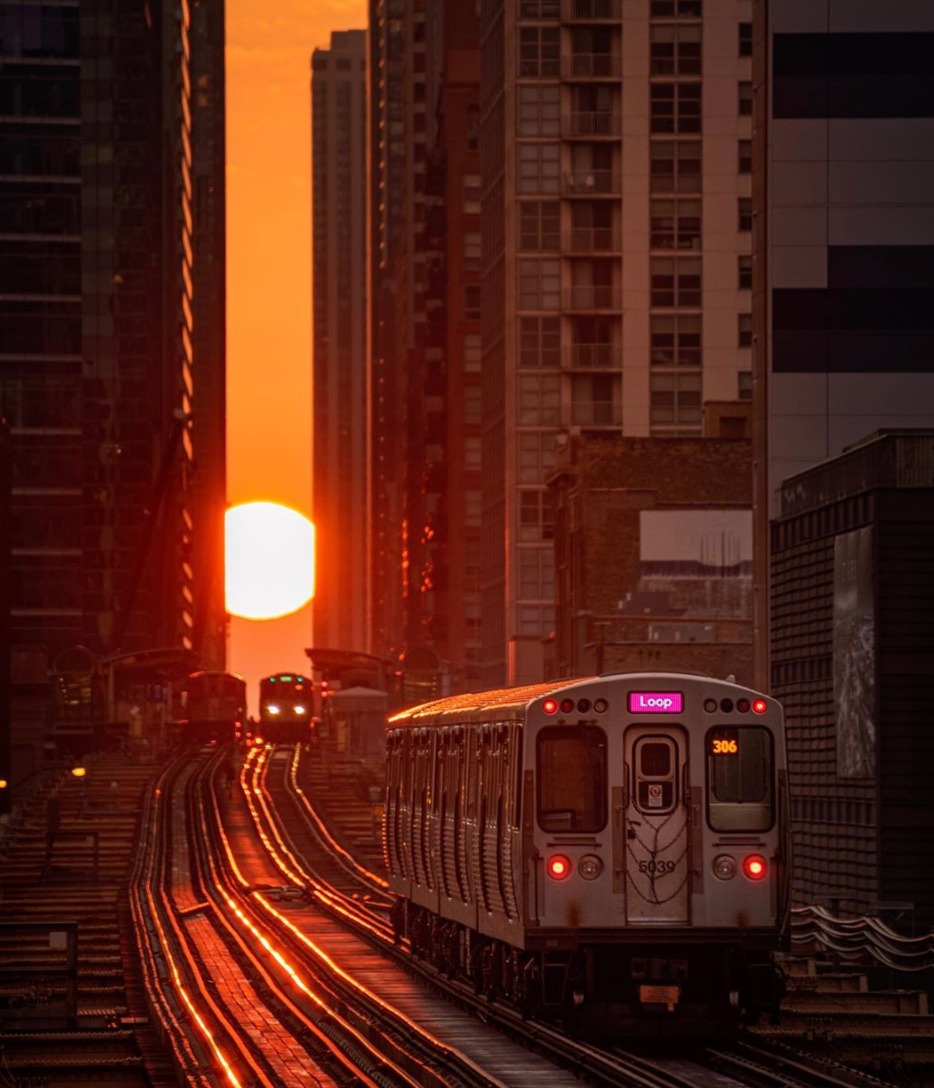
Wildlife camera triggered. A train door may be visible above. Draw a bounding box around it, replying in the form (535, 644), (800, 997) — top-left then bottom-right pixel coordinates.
(623, 726), (689, 924)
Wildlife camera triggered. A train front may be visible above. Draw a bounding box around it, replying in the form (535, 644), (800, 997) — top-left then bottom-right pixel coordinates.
(522, 673), (789, 1038)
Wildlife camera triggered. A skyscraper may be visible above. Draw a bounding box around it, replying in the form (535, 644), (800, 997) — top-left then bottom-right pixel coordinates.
(0, 0), (227, 770)
(477, 0), (755, 685)
(311, 30), (368, 656)
(752, 0), (934, 687)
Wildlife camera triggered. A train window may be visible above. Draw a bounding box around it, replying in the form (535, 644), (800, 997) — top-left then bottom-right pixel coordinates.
(706, 726), (773, 831)
(633, 736), (677, 813)
(537, 725), (607, 832)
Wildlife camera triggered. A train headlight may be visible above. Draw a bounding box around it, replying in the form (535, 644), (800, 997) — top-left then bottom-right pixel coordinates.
(578, 854), (603, 880)
(546, 854), (572, 880)
(267, 704), (281, 715)
(294, 704), (306, 715)
(713, 854), (737, 880)
(743, 854), (768, 881)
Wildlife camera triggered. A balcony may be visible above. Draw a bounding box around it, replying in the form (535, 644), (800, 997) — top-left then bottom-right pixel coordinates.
(561, 0), (622, 20)
(565, 285), (621, 311)
(564, 343), (622, 369)
(563, 111), (621, 138)
(570, 399), (621, 427)
(562, 53), (622, 80)
(564, 227), (621, 253)
(562, 169), (621, 197)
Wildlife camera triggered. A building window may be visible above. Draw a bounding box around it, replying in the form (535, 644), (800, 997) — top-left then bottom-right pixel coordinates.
(571, 372), (619, 426)
(464, 334), (482, 371)
(650, 371), (702, 425)
(464, 435), (482, 471)
(738, 138), (752, 173)
(650, 313), (701, 366)
(738, 196), (752, 232)
(738, 254), (752, 289)
(519, 26), (560, 77)
(519, 315), (561, 367)
(650, 24), (702, 76)
(518, 372), (561, 425)
(465, 387), (482, 425)
(738, 81), (753, 115)
(519, 546), (555, 599)
(650, 82), (702, 134)
(650, 140), (701, 193)
(518, 142), (561, 194)
(738, 370), (752, 400)
(518, 432), (557, 484)
(738, 312), (752, 347)
(518, 603), (555, 636)
(519, 0), (560, 17)
(519, 490), (555, 542)
(518, 257), (560, 309)
(519, 200), (560, 250)
(650, 197), (701, 250)
(650, 257), (701, 307)
(738, 22), (752, 57)
(465, 284), (481, 319)
(517, 84), (560, 136)
(465, 489), (482, 526)
(464, 232), (481, 272)
(651, 0), (702, 15)
(463, 175), (482, 212)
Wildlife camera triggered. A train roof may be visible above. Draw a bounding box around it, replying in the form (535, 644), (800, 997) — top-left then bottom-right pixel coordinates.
(388, 671), (770, 726)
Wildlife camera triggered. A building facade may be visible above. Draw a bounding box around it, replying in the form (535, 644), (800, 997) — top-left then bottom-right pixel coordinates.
(752, 0), (934, 688)
(311, 30), (368, 655)
(548, 432), (753, 683)
(477, 0), (756, 686)
(770, 430), (934, 933)
(0, 0), (227, 773)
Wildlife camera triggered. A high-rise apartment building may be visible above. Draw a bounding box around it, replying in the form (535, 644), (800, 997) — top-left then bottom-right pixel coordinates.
(0, 0), (227, 770)
(477, 0), (755, 686)
(752, 0), (934, 688)
(311, 31), (368, 655)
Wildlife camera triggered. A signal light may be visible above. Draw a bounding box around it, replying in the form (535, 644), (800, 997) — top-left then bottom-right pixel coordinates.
(743, 854), (768, 881)
(560, 697), (575, 713)
(546, 854), (572, 880)
(736, 698), (750, 713)
(542, 697), (559, 715)
(752, 698), (768, 714)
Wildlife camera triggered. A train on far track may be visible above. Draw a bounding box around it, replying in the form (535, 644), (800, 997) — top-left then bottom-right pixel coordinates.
(256, 672), (316, 744)
(384, 670), (791, 1040)
(177, 669), (247, 746)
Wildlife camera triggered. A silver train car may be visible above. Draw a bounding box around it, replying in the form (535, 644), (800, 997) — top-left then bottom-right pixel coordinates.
(384, 671), (791, 1038)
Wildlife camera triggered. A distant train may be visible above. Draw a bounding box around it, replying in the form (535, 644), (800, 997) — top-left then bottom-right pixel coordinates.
(384, 671), (791, 1039)
(257, 673), (315, 744)
(179, 670), (247, 746)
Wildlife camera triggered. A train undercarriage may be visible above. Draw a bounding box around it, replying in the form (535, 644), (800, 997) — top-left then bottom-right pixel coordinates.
(393, 899), (786, 1039)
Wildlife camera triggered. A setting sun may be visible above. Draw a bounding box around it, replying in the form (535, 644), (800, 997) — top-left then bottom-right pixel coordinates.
(225, 502), (315, 620)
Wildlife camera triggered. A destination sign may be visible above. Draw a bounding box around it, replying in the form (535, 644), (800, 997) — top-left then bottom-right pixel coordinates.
(628, 691), (683, 714)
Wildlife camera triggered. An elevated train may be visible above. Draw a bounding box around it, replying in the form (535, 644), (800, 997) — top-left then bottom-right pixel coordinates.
(178, 670), (247, 746)
(257, 672), (315, 744)
(384, 671), (790, 1039)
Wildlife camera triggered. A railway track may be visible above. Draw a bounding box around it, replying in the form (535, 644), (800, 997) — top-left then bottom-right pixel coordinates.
(1, 741), (930, 1087)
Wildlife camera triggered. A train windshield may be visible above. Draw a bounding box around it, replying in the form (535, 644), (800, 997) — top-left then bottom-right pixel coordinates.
(705, 725), (773, 831)
(537, 725), (607, 832)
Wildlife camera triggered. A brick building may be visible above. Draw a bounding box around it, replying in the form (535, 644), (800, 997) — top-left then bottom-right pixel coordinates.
(548, 434), (754, 685)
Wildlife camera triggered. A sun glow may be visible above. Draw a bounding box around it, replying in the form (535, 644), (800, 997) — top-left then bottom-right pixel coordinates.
(225, 502), (315, 620)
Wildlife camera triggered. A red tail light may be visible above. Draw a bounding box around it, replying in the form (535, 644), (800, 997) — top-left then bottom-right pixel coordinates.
(546, 854), (572, 880)
(743, 854), (767, 881)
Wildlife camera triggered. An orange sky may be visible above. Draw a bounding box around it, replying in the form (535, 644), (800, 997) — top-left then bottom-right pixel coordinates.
(226, 0), (366, 708)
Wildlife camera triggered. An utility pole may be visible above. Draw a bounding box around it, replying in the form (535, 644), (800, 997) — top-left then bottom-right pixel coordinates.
(1, 418), (12, 814)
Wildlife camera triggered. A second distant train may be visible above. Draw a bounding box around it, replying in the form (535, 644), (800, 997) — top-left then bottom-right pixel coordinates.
(257, 672), (315, 743)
